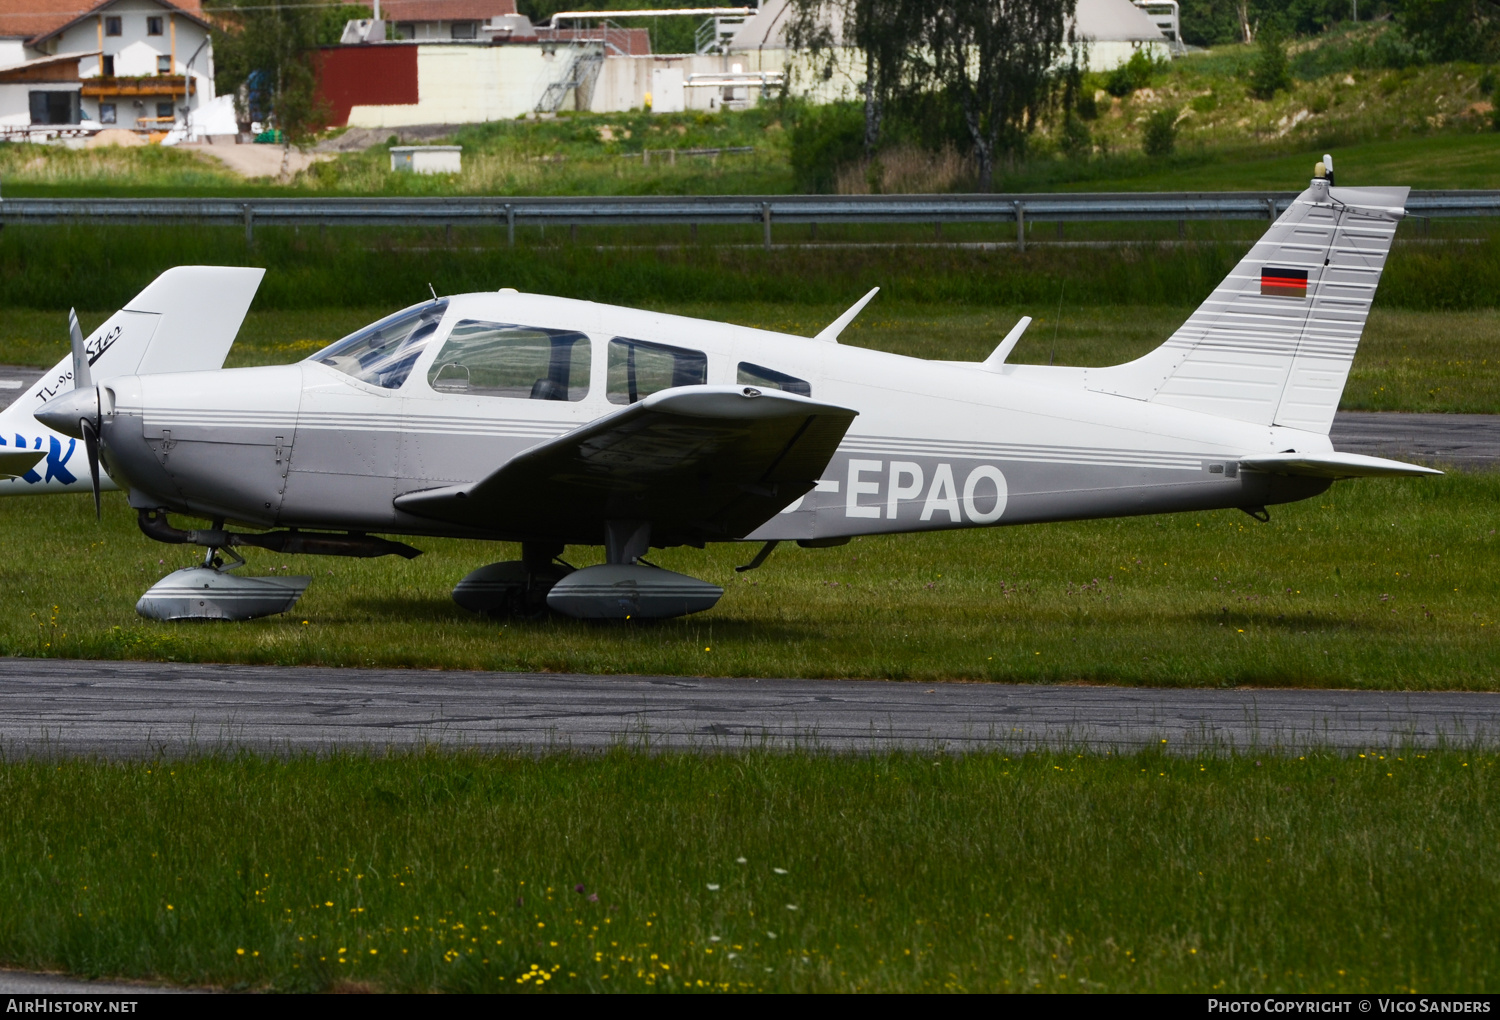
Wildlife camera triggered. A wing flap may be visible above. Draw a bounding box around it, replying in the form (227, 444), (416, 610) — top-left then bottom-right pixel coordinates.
(395, 385), (858, 544)
(1239, 452), (1442, 479)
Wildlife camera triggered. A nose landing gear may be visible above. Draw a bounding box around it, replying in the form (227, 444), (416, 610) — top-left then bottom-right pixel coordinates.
(137, 534), (312, 623)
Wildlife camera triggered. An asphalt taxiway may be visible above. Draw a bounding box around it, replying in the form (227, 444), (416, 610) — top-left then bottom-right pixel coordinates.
(1, 658), (1495, 756)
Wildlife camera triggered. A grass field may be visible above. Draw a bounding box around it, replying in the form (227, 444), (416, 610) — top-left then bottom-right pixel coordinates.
(1, 469), (1495, 687)
(1, 749), (1496, 992)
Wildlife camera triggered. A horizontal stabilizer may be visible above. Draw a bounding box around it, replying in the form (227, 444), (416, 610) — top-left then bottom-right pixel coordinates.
(1238, 452), (1442, 479)
(0, 450), (44, 478)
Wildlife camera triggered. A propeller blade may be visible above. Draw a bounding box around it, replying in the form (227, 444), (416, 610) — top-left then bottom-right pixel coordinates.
(68, 308), (90, 391)
(80, 411), (101, 520)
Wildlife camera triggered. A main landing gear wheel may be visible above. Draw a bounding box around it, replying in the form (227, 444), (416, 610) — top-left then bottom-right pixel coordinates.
(451, 542), (572, 619)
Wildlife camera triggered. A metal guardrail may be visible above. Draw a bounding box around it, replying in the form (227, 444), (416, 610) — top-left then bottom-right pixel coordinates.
(2, 190), (1495, 249)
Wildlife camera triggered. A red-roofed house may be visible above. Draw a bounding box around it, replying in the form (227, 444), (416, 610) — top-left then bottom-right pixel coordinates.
(0, 0), (215, 132)
(380, 0), (516, 41)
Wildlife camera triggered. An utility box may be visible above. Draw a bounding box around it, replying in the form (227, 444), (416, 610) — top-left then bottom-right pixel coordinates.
(651, 68), (685, 113)
(390, 145), (462, 174)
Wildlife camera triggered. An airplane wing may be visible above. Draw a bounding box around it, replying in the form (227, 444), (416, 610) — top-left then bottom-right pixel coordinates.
(1239, 452), (1442, 479)
(394, 385), (859, 545)
(0, 450), (44, 479)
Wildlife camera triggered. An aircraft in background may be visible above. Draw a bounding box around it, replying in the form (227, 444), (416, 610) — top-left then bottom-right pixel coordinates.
(1, 280), (263, 492)
(31, 160), (1439, 622)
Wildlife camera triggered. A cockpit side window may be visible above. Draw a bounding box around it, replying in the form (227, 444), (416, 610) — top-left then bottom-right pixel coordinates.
(311, 300), (448, 390)
(426, 321), (591, 401)
(607, 338), (707, 405)
(737, 362), (811, 397)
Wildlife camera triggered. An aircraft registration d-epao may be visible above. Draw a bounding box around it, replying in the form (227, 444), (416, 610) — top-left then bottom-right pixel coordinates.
(9, 160), (1437, 621)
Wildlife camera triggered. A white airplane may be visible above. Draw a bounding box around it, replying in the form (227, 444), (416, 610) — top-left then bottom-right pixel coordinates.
(26, 161), (1439, 621)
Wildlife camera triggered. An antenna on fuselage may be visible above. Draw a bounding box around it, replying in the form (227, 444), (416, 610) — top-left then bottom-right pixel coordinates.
(814, 287), (880, 343)
(1049, 281), (1066, 366)
(428, 282), (438, 302)
(981, 316), (1031, 371)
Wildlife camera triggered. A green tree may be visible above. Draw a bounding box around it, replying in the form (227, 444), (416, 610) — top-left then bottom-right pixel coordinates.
(1248, 17), (1293, 98)
(1398, 0), (1500, 62)
(926, 0), (1078, 190)
(788, 0), (928, 158)
(208, 0), (355, 151)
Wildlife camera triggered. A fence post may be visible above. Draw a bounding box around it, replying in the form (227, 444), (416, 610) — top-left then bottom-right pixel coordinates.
(1014, 201), (1026, 253)
(505, 203), (515, 248)
(761, 201), (771, 251)
(1266, 198), (1277, 221)
(242, 204), (253, 247)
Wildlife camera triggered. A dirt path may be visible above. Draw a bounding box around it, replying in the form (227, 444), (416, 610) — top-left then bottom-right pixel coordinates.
(176, 141), (333, 179)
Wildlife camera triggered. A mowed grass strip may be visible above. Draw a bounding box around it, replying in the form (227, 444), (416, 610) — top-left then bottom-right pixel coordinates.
(2, 472), (1495, 687)
(1, 750), (1496, 993)
(3, 223), (1497, 314)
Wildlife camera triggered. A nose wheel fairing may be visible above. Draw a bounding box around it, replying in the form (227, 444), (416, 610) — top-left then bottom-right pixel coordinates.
(137, 565), (311, 622)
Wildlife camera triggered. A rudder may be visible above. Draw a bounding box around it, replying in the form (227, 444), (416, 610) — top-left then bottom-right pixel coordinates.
(1085, 178), (1408, 435)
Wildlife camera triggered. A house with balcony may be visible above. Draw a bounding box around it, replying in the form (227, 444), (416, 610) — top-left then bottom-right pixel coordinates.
(0, 0), (214, 135)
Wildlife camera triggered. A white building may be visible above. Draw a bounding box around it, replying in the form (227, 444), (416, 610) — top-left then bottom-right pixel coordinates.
(0, 0), (214, 135)
(725, 0), (1170, 89)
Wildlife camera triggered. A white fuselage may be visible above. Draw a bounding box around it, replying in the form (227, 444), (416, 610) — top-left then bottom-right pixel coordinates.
(96, 290), (1334, 544)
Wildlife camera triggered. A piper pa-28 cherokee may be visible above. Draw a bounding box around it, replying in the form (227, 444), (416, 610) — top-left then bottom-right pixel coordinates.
(18, 159), (1439, 621)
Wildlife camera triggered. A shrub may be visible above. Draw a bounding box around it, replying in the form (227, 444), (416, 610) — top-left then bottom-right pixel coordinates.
(1075, 88), (1098, 120)
(1189, 92), (1218, 113)
(1106, 49), (1158, 97)
(789, 103), (864, 194)
(1060, 115), (1093, 158)
(1142, 106), (1179, 157)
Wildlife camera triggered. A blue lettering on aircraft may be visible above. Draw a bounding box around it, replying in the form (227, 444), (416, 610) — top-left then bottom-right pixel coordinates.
(45, 436), (78, 485)
(6, 434), (76, 486)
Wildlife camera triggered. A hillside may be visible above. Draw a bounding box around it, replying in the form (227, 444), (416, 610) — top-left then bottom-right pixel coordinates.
(0, 24), (1495, 195)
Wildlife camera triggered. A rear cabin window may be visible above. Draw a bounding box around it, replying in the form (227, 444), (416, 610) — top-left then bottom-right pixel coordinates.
(737, 362), (811, 397)
(311, 300), (447, 390)
(427, 321), (590, 401)
(607, 338), (707, 405)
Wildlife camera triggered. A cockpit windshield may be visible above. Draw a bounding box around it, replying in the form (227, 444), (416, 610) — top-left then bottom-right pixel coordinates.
(309, 300), (449, 389)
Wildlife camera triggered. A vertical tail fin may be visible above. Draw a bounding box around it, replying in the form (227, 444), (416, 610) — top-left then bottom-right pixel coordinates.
(1086, 179), (1408, 434)
(0, 266), (264, 494)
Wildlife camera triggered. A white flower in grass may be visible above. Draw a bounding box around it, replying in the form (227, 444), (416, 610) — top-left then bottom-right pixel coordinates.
(773, 868), (788, 874)
(706, 883), (720, 891)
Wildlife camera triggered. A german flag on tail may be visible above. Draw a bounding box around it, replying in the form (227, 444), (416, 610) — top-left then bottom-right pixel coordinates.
(1261, 266), (1309, 298)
